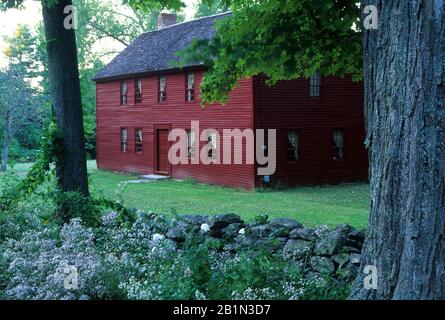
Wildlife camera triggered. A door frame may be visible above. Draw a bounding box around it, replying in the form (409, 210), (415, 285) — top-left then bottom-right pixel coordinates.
(154, 124), (172, 176)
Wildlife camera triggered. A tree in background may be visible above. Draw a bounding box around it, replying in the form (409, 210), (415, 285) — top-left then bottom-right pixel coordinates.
(2, 25), (49, 162)
(194, 0), (229, 18)
(0, 66), (39, 170)
(2, 25), (41, 82)
(1, 0), (185, 218)
(1, 0), (175, 161)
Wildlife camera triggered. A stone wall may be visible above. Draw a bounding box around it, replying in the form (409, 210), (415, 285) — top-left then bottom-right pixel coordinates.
(160, 213), (365, 281)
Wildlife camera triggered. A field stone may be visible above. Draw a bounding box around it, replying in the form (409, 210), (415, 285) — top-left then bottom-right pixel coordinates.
(333, 253), (349, 269)
(235, 234), (256, 247)
(250, 224), (272, 238)
(269, 218), (303, 230)
(180, 214), (207, 226)
(221, 223), (244, 240)
(255, 237), (287, 252)
(314, 224), (353, 256)
(341, 246), (362, 254)
(349, 253), (361, 265)
(208, 214), (244, 237)
(310, 256), (336, 274)
(166, 220), (190, 242)
(283, 239), (313, 259)
(289, 227), (318, 241)
(347, 229), (366, 242)
(342, 262), (360, 281)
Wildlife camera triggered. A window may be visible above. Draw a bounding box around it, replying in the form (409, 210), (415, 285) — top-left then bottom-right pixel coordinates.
(287, 131), (300, 161)
(120, 81), (128, 105)
(135, 128), (143, 154)
(186, 129), (196, 158)
(333, 129), (344, 160)
(135, 79), (142, 103)
(310, 72), (321, 97)
(159, 76), (166, 103)
(120, 128), (128, 153)
(208, 132), (217, 159)
(186, 72), (195, 102)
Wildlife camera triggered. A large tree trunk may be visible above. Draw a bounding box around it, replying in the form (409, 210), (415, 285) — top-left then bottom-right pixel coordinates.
(0, 109), (14, 172)
(41, 0), (89, 196)
(351, 0), (445, 299)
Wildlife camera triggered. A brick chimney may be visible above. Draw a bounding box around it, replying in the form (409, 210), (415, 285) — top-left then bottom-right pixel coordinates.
(157, 13), (177, 29)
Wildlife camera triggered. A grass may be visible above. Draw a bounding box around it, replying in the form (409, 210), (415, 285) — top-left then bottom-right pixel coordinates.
(2, 161), (370, 228)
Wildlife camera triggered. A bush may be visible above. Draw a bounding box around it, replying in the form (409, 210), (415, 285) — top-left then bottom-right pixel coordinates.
(0, 202), (350, 300)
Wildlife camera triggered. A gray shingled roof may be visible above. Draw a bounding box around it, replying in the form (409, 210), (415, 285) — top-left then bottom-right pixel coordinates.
(92, 12), (231, 82)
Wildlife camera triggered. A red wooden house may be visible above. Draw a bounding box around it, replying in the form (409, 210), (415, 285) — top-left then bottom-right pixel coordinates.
(93, 13), (368, 190)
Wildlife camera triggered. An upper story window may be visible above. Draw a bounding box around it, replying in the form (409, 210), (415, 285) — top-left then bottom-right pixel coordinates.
(309, 72), (321, 97)
(120, 81), (128, 105)
(186, 72), (195, 102)
(120, 128), (128, 153)
(287, 131), (300, 161)
(333, 129), (344, 160)
(186, 129), (196, 158)
(135, 79), (142, 103)
(135, 128), (143, 154)
(159, 75), (167, 103)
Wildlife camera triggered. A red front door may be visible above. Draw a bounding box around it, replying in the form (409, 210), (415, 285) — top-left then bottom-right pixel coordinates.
(156, 129), (170, 175)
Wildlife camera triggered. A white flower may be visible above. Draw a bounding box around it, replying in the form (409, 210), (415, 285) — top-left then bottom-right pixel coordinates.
(200, 223), (210, 232)
(151, 233), (165, 242)
(238, 228), (246, 235)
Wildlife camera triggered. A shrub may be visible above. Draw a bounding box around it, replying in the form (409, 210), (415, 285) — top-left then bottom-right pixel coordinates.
(0, 201), (350, 300)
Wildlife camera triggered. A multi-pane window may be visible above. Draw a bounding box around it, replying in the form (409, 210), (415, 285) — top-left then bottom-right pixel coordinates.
(309, 72), (321, 97)
(207, 132), (217, 159)
(135, 128), (143, 154)
(333, 129), (344, 160)
(135, 79), (142, 103)
(120, 128), (128, 153)
(159, 76), (166, 103)
(287, 131), (300, 161)
(186, 129), (196, 158)
(120, 81), (128, 105)
(186, 72), (195, 102)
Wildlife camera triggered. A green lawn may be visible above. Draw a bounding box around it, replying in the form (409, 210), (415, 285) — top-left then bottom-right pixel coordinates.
(2, 161), (370, 228)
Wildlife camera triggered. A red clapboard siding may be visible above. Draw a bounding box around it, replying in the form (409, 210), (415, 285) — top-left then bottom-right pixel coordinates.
(96, 70), (368, 190)
(96, 69), (255, 189)
(252, 75), (369, 187)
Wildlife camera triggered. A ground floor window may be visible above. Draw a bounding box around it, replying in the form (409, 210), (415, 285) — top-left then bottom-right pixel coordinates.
(121, 128), (128, 153)
(208, 131), (217, 159)
(287, 131), (300, 161)
(333, 129), (344, 160)
(186, 129), (196, 158)
(135, 128), (143, 154)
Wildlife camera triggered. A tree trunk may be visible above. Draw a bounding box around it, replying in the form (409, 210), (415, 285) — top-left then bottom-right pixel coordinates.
(41, 0), (89, 196)
(0, 110), (14, 172)
(351, 0), (445, 299)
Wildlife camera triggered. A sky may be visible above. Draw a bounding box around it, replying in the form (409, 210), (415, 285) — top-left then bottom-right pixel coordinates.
(0, 0), (200, 68)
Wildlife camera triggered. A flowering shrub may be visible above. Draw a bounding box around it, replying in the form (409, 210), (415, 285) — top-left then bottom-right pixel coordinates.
(0, 207), (350, 300)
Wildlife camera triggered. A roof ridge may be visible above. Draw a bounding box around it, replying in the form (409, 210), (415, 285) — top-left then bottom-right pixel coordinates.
(141, 11), (232, 35)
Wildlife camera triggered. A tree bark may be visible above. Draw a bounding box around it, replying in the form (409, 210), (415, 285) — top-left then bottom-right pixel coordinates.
(351, 0), (445, 299)
(41, 0), (89, 196)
